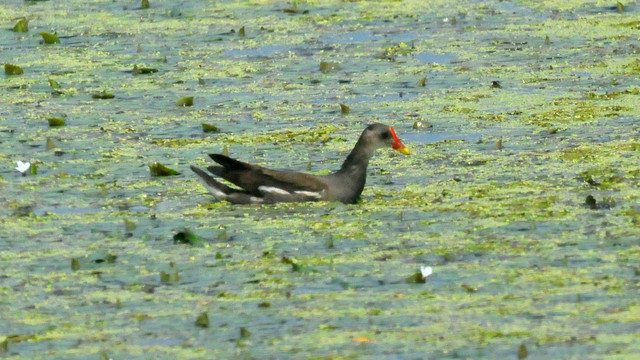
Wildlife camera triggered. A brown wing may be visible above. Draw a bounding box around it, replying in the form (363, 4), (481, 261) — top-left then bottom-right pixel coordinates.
(207, 154), (327, 194)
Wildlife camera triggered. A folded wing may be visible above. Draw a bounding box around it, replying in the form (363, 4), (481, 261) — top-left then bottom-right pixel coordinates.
(207, 154), (327, 195)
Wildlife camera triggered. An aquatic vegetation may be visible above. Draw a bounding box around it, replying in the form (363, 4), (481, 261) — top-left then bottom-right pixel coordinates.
(131, 65), (158, 75)
(4, 63), (23, 75)
(91, 91), (115, 99)
(39, 32), (60, 44)
(12, 18), (28, 32)
(176, 96), (194, 107)
(149, 162), (180, 176)
(201, 123), (220, 133)
(47, 117), (66, 126)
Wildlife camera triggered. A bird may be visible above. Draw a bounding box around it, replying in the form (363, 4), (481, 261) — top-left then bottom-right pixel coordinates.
(190, 123), (410, 204)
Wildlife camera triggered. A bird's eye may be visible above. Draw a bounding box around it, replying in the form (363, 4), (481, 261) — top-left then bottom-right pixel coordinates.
(381, 131), (391, 140)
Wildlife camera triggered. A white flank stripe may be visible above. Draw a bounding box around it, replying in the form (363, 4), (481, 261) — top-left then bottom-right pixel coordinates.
(204, 184), (226, 199)
(250, 197), (264, 204)
(294, 190), (322, 199)
(258, 186), (290, 195)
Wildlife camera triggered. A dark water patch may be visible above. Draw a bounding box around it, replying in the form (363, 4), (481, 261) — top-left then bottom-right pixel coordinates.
(403, 132), (482, 144)
(313, 92), (420, 105)
(225, 44), (293, 58)
(321, 31), (382, 44)
(414, 52), (457, 64)
(33, 206), (104, 216)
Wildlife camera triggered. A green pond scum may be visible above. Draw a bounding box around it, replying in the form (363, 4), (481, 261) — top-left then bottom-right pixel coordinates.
(1, 0), (639, 358)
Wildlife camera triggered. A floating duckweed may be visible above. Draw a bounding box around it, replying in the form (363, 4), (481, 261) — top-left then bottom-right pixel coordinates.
(319, 61), (341, 73)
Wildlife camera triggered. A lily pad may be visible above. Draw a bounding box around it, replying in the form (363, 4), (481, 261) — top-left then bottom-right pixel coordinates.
(176, 96), (194, 107)
(47, 117), (66, 127)
(92, 91), (115, 99)
(46, 137), (56, 150)
(173, 229), (202, 245)
(518, 343), (528, 359)
(319, 61), (340, 73)
(4, 64), (24, 75)
(132, 65), (158, 75)
(461, 284), (478, 293)
(406, 272), (426, 284)
(238, 26), (245, 37)
(124, 219), (136, 231)
(160, 271), (178, 283)
(141, 0), (150, 9)
(13, 18), (29, 32)
(195, 312), (209, 328)
(149, 162), (180, 176)
(48, 78), (61, 89)
(339, 103), (351, 114)
(202, 123), (220, 133)
(40, 32), (60, 44)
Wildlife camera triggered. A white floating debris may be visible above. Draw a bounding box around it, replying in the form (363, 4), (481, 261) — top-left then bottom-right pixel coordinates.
(420, 266), (433, 280)
(15, 161), (30, 175)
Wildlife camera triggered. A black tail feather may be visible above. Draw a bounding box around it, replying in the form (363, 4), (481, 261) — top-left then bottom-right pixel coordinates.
(208, 154), (250, 170)
(190, 165), (263, 204)
(190, 165), (234, 195)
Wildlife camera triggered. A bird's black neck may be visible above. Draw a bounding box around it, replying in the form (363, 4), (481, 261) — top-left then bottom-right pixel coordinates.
(337, 138), (375, 177)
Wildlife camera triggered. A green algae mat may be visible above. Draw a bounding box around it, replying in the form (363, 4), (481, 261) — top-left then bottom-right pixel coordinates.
(2, 0), (640, 358)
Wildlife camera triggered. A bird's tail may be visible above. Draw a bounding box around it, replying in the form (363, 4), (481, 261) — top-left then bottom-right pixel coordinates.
(190, 165), (262, 204)
(190, 165), (233, 200)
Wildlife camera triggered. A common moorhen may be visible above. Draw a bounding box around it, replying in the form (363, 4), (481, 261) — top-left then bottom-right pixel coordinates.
(190, 123), (409, 204)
